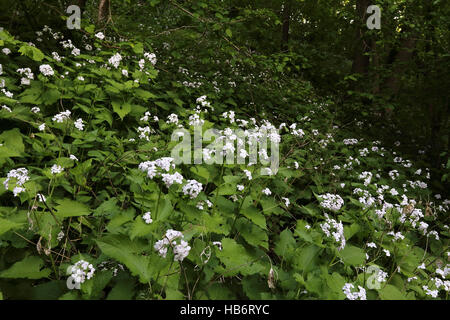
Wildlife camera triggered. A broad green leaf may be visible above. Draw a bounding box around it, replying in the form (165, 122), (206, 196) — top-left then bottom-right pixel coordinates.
(0, 256), (51, 279)
(111, 100), (132, 119)
(96, 236), (152, 283)
(379, 285), (407, 300)
(0, 217), (23, 235)
(55, 199), (91, 218)
(338, 245), (365, 266)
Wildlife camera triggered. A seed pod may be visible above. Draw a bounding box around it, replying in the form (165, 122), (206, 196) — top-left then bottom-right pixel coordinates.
(267, 267), (276, 289)
(36, 236), (42, 254)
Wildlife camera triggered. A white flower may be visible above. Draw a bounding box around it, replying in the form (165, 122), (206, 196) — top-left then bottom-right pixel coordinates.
(31, 107), (40, 113)
(262, 188), (272, 196)
(39, 64), (54, 76)
(38, 123), (45, 131)
(74, 118), (84, 130)
(282, 197), (290, 207)
(142, 211), (153, 224)
(37, 193), (46, 202)
(108, 53), (122, 68)
(320, 214), (346, 250)
(69, 260), (95, 284)
(121, 69), (128, 77)
(3, 168), (30, 196)
(51, 164), (64, 175)
(2, 48), (11, 55)
(71, 47), (80, 56)
(144, 52), (157, 65)
(243, 169), (252, 180)
(342, 283), (366, 300)
(237, 184), (245, 191)
(52, 52), (61, 62)
(343, 138), (358, 145)
(69, 154), (78, 161)
(2, 105), (12, 112)
(154, 229), (190, 262)
(423, 285), (439, 298)
(318, 193), (344, 212)
(161, 172), (184, 188)
(167, 113), (179, 124)
(95, 32), (105, 40)
(138, 58), (145, 70)
(383, 249), (391, 257)
(390, 188), (399, 196)
(213, 241), (222, 251)
(182, 180), (203, 199)
(367, 242), (377, 248)
(52, 110), (71, 123)
(174, 240), (190, 262)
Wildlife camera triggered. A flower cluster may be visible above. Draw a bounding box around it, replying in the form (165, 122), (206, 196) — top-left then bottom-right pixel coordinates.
(138, 157), (176, 179)
(154, 229), (191, 262)
(39, 64), (54, 76)
(69, 260), (95, 284)
(108, 53), (122, 68)
(17, 67), (34, 85)
(52, 110), (71, 123)
(182, 180), (203, 199)
(142, 211), (153, 224)
(320, 214), (346, 250)
(342, 283), (366, 300)
(318, 193), (344, 212)
(3, 168), (30, 197)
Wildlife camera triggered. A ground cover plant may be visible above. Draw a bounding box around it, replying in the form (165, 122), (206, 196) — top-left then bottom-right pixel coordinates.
(0, 0), (448, 300)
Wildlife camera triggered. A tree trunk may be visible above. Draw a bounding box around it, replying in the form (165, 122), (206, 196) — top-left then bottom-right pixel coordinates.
(371, 38), (380, 94)
(77, 0), (87, 11)
(351, 0), (370, 76)
(384, 37), (416, 96)
(97, 0), (110, 24)
(281, 0), (291, 51)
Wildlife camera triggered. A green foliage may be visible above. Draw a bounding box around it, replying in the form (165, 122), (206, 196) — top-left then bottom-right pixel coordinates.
(0, 0), (448, 301)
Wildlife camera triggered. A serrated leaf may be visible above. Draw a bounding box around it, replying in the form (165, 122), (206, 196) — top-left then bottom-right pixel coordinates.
(379, 284), (407, 300)
(0, 256), (51, 279)
(0, 217), (23, 235)
(111, 100), (132, 120)
(338, 245), (365, 266)
(55, 199), (91, 218)
(96, 236), (152, 283)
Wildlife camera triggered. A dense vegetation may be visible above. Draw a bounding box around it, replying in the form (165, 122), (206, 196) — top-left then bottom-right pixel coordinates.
(0, 0), (448, 300)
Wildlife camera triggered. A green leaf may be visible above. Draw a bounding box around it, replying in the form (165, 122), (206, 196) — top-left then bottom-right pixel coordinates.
(293, 244), (320, 272)
(0, 256), (51, 279)
(0, 217), (23, 235)
(216, 238), (263, 276)
(96, 236), (152, 283)
(107, 278), (136, 300)
(225, 28), (233, 38)
(274, 229), (296, 257)
(379, 285), (407, 300)
(241, 205), (267, 230)
(55, 199), (91, 218)
(111, 100), (132, 120)
(0, 128), (25, 158)
(236, 218), (268, 249)
(338, 245), (365, 266)
(18, 44), (44, 61)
